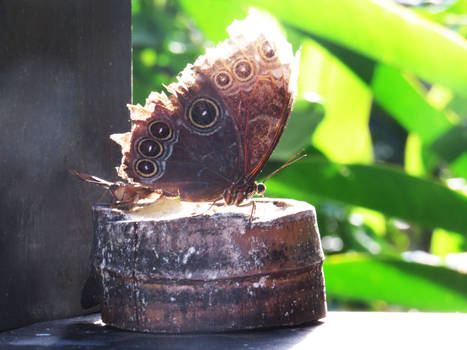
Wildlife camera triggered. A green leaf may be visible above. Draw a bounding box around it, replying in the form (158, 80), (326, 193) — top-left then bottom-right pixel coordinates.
(405, 133), (427, 177)
(324, 253), (467, 312)
(447, 95), (467, 121)
(177, 1), (248, 42)
(413, 0), (467, 35)
(431, 228), (466, 257)
(450, 153), (467, 179)
(430, 125), (467, 163)
(266, 158), (467, 234)
(271, 99), (324, 161)
(371, 64), (453, 144)
(249, 0), (467, 98)
(351, 207), (386, 237)
(299, 40), (374, 164)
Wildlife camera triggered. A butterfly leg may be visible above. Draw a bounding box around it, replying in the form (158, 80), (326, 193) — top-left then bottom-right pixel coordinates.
(192, 197), (223, 217)
(237, 200), (256, 230)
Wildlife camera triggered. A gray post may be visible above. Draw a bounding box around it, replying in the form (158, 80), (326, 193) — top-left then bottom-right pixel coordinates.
(0, 0), (131, 330)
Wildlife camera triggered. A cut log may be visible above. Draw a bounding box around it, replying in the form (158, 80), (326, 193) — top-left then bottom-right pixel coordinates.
(92, 198), (326, 333)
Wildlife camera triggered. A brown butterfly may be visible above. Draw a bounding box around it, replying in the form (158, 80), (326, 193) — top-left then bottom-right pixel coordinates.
(109, 10), (299, 209)
(74, 10), (298, 211)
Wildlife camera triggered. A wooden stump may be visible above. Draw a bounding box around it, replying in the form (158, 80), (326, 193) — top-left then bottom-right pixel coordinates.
(92, 198), (326, 333)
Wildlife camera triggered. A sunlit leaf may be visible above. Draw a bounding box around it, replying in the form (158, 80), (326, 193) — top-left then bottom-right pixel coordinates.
(299, 40), (374, 164)
(140, 48), (158, 67)
(294, 34), (457, 168)
(405, 133), (426, 177)
(450, 153), (467, 179)
(177, 0), (248, 42)
(324, 253), (467, 312)
(267, 158), (467, 234)
(372, 64), (453, 144)
(431, 228), (466, 257)
(249, 0), (467, 97)
(426, 85), (454, 110)
(350, 207), (387, 237)
(412, 0), (467, 35)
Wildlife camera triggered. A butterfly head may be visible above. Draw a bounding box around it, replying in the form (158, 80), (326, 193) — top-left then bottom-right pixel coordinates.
(256, 182), (266, 196)
(223, 180), (266, 206)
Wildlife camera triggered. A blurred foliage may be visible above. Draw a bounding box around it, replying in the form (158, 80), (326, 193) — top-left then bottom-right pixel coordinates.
(132, 0), (467, 312)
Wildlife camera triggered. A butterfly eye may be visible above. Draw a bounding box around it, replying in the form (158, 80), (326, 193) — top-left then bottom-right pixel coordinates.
(259, 40), (276, 60)
(257, 183), (266, 195)
(149, 121), (172, 140)
(135, 159), (158, 177)
(188, 97), (220, 129)
(233, 59), (254, 81)
(214, 71), (232, 89)
(137, 139), (163, 158)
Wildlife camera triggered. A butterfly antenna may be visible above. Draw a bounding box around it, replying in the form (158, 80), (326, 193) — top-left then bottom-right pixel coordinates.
(262, 150), (307, 183)
(69, 169), (113, 188)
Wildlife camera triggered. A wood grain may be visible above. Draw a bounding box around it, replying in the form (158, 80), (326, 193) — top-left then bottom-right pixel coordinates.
(92, 198), (326, 333)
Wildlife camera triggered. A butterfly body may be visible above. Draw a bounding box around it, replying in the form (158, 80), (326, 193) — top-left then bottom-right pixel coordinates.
(110, 10), (298, 207)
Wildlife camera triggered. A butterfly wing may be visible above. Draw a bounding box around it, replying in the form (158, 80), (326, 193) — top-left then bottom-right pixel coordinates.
(113, 10), (297, 202)
(194, 10), (299, 181)
(113, 76), (243, 202)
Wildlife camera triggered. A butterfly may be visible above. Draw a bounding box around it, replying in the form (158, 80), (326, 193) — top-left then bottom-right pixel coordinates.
(75, 10), (299, 211)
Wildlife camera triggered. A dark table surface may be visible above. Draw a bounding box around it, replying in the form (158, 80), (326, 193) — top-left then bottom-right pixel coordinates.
(1, 312), (465, 349)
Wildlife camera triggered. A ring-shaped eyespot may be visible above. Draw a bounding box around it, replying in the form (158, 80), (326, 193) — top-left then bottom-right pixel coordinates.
(135, 159), (158, 178)
(259, 40), (276, 61)
(148, 120), (172, 140)
(213, 71), (233, 89)
(233, 59), (254, 81)
(137, 138), (163, 158)
(188, 97), (220, 129)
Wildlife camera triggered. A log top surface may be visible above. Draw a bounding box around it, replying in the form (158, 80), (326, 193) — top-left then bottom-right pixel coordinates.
(95, 198), (315, 223)
(1, 312), (465, 349)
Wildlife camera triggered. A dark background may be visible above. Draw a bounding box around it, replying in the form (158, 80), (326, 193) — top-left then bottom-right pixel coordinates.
(0, 0), (131, 330)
